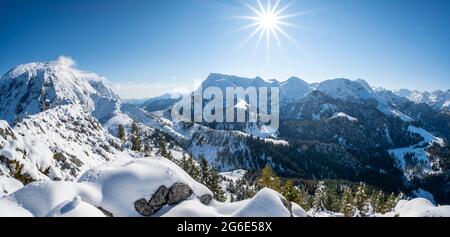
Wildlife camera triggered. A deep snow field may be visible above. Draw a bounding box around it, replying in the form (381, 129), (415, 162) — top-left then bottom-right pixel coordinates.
(0, 157), (305, 217)
(1, 156), (449, 217)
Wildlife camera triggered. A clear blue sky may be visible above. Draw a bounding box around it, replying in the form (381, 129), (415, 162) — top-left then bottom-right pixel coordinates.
(0, 0), (449, 98)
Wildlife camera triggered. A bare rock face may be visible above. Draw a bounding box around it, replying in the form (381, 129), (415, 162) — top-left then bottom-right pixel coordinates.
(167, 183), (193, 205)
(134, 185), (169, 216)
(198, 194), (213, 205)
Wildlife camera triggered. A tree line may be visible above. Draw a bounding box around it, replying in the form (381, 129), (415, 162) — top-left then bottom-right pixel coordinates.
(226, 165), (403, 216)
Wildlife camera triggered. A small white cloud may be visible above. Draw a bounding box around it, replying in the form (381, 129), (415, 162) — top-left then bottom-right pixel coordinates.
(52, 55), (76, 67)
(50, 55), (107, 82)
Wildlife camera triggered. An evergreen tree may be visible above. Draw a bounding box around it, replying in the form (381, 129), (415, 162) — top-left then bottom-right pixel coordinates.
(156, 135), (167, 155)
(117, 124), (126, 141)
(235, 178), (256, 201)
(372, 190), (387, 214)
(176, 152), (200, 181)
(323, 183), (340, 212)
(282, 180), (300, 204)
(179, 152), (188, 170)
(187, 155), (200, 180)
(385, 192), (401, 212)
(130, 121), (142, 152)
(199, 155), (209, 184)
(208, 166), (225, 202)
(226, 180), (236, 193)
(312, 181), (327, 212)
(353, 183), (371, 217)
(143, 142), (152, 157)
(298, 189), (312, 211)
(340, 186), (356, 217)
(257, 165), (281, 192)
(166, 150), (173, 161)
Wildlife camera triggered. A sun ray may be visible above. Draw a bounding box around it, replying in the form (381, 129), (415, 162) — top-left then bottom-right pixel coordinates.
(238, 21), (262, 31)
(240, 24), (265, 48)
(256, 27), (267, 48)
(244, 3), (264, 17)
(273, 1), (294, 16)
(271, 27), (282, 48)
(271, 0), (281, 15)
(256, 0), (267, 15)
(274, 25), (300, 47)
(277, 21), (299, 28)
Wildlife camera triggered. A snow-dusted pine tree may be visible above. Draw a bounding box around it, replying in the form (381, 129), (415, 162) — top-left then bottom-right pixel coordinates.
(353, 183), (371, 217)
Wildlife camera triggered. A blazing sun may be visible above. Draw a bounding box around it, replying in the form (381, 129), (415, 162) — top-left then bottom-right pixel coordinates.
(241, 0), (299, 50)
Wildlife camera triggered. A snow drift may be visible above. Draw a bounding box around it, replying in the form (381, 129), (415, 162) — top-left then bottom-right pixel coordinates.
(0, 158), (298, 217)
(393, 198), (450, 217)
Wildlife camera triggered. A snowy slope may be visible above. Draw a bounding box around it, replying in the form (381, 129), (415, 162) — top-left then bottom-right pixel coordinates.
(3, 157), (448, 217)
(330, 112), (358, 122)
(317, 78), (413, 121)
(0, 105), (131, 191)
(0, 158), (297, 217)
(0, 57), (94, 122)
(140, 93), (182, 112)
(393, 89), (450, 110)
(389, 125), (445, 179)
(279, 77), (314, 101)
(198, 73), (312, 103)
(317, 78), (376, 102)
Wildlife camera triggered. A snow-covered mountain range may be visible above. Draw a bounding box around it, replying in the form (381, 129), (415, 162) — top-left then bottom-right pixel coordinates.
(1, 58), (449, 217)
(392, 89), (450, 111)
(139, 73), (450, 203)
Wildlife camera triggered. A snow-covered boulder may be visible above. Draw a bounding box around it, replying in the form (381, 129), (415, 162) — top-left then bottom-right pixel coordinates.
(0, 158), (211, 217)
(230, 188), (291, 217)
(0, 158), (302, 217)
(394, 198), (450, 217)
(77, 158), (212, 217)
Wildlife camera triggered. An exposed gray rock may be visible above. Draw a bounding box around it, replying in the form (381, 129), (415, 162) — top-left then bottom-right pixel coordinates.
(134, 185), (169, 216)
(134, 198), (153, 216)
(134, 184), (194, 216)
(149, 185), (170, 208)
(198, 194), (213, 205)
(167, 183), (193, 205)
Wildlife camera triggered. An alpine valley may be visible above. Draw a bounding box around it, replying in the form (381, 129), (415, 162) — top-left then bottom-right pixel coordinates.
(0, 57), (449, 217)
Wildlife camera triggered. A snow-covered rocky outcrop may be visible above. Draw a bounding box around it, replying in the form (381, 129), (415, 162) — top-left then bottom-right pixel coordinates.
(0, 105), (131, 195)
(388, 125), (445, 179)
